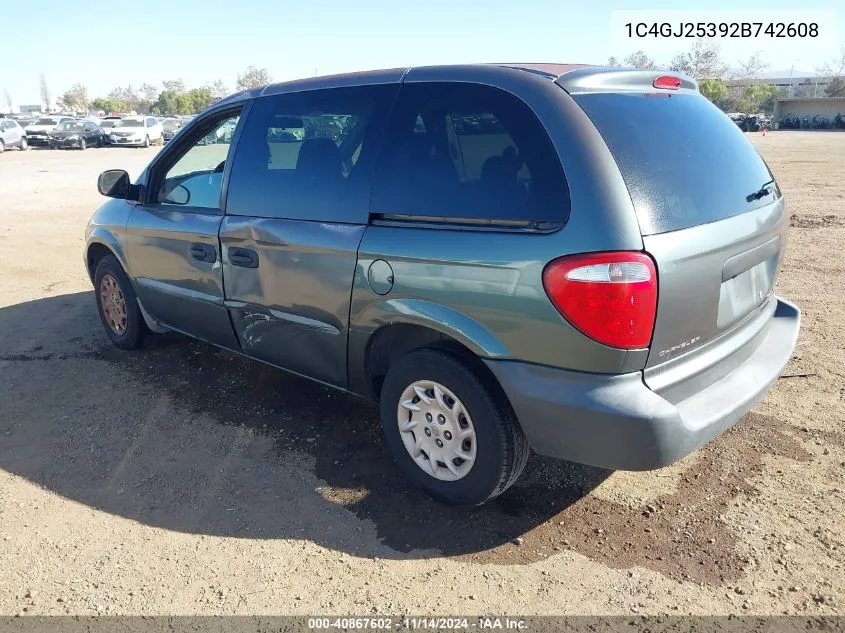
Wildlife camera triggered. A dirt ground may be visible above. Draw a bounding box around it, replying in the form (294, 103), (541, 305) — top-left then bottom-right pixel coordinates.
(0, 133), (842, 617)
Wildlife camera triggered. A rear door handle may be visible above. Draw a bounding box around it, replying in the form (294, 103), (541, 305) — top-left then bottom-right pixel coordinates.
(229, 247), (259, 268)
(190, 242), (217, 263)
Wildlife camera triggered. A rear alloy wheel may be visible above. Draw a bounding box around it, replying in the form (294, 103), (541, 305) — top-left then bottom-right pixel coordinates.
(94, 254), (148, 349)
(380, 348), (529, 505)
(19, 137), (28, 150)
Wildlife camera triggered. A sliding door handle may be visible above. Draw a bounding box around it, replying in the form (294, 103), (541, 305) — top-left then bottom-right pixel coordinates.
(229, 247), (259, 268)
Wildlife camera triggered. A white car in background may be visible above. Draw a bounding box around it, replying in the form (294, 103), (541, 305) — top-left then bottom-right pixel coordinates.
(0, 118), (29, 152)
(24, 115), (74, 146)
(108, 116), (164, 147)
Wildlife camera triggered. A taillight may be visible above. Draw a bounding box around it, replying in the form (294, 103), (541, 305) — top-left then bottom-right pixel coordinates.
(542, 252), (657, 349)
(653, 75), (681, 90)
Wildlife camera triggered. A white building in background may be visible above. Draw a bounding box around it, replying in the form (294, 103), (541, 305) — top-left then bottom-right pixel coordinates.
(774, 97), (845, 127)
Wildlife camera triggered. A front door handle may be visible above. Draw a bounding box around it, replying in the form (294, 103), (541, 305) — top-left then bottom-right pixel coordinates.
(229, 247), (259, 268)
(190, 242), (217, 263)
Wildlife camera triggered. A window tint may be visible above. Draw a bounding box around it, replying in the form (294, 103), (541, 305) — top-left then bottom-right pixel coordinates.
(371, 82), (569, 226)
(574, 93), (775, 235)
(225, 84), (398, 222)
(152, 112), (241, 210)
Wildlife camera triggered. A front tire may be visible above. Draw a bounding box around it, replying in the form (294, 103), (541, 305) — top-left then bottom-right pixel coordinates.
(0, 139), (5, 153)
(19, 137), (28, 150)
(94, 255), (147, 350)
(379, 348), (529, 505)
(79, 137), (86, 151)
(143, 135), (150, 148)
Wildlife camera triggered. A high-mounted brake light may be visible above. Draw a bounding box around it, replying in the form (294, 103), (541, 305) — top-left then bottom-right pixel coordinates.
(653, 75), (681, 90)
(542, 252), (658, 349)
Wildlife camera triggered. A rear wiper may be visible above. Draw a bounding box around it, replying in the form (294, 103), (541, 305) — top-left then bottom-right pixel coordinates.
(746, 179), (775, 203)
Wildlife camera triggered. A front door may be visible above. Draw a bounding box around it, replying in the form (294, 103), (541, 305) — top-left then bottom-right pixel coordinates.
(124, 107), (244, 349)
(219, 84), (398, 387)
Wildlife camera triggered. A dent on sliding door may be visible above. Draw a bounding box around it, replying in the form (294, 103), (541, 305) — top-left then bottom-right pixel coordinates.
(219, 84), (399, 388)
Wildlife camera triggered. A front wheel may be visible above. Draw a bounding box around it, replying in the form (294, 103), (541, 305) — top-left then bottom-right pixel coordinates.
(0, 139), (5, 153)
(143, 135), (150, 148)
(79, 137), (86, 151)
(379, 348), (529, 505)
(94, 255), (148, 349)
(19, 136), (28, 151)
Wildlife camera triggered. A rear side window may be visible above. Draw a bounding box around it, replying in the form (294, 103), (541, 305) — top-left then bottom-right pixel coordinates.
(371, 82), (569, 226)
(226, 84), (398, 223)
(574, 93), (775, 235)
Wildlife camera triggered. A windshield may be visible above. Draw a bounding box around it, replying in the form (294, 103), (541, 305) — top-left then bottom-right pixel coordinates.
(163, 119), (181, 131)
(101, 120), (118, 128)
(116, 119), (144, 128)
(574, 92), (774, 235)
(33, 118), (59, 126)
(56, 121), (84, 131)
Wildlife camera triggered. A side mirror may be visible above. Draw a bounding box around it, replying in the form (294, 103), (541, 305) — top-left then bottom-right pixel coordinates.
(162, 183), (191, 205)
(97, 169), (134, 199)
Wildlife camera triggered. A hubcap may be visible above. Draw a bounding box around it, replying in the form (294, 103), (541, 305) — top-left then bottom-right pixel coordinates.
(99, 274), (127, 335)
(397, 380), (477, 481)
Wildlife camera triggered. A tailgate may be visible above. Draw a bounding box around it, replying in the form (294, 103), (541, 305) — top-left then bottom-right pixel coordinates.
(571, 81), (787, 396)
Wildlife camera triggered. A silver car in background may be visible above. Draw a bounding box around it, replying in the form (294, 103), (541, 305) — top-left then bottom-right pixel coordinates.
(0, 118), (28, 152)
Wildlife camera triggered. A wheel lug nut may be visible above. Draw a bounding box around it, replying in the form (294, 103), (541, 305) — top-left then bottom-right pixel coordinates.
(435, 439), (443, 448)
(438, 414), (445, 425)
(444, 431), (452, 440)
(425, 413), (432, 422)
(425, 428), (431, 437)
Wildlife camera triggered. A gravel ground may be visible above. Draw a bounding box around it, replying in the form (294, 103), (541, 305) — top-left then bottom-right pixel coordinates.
(0, 134), (842, 617)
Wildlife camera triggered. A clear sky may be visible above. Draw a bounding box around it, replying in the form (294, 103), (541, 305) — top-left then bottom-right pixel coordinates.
(1, 0), (841, 106)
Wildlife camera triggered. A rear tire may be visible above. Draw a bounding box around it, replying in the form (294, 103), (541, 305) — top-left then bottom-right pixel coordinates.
(379, 348), (529, 505)
(94, 255), (147, 350)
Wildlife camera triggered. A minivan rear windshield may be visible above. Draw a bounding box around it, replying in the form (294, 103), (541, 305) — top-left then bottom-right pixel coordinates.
(573, 92), (775, 235)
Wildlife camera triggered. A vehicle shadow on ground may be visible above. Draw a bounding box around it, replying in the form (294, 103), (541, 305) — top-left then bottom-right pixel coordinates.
(0, 291), (612, 562)
(2, 292), (818, 580)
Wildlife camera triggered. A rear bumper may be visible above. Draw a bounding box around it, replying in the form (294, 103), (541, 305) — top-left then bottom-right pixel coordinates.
(485, 297), (800, 471)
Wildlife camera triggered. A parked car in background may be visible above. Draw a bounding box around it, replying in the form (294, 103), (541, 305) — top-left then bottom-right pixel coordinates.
(108, 116), (163, 147)
(48, 119), (104, 150)
(99, 117), (122, 144)
(85, 64), (800, 505)
(0, 118), (28, 152)
(24, 115), (73, 146)
(161, 118), (183, 142)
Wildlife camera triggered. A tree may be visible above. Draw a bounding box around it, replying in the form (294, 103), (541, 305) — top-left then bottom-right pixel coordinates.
(669, 39), (727, 80)
(699, 79), (729, 108)
(138, 83), (159, 112)
(57, 83), (88, 113)
(607, 56), (620, 66)
(185, 87), (214, 113)
(734, 53), (769, 80)
(817, 47), (845, 97)
(208, 79), (229, 100)
(738, 83), (779, 114)
(39, 74), (51, 111)
(90, 97), (124, 114)
(162, 79), (186, 95)
(155, 86), (215, 115)
(622, 50), (657, 69)
(154, 90), (181, 115)
(236, 65), (272, 90)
